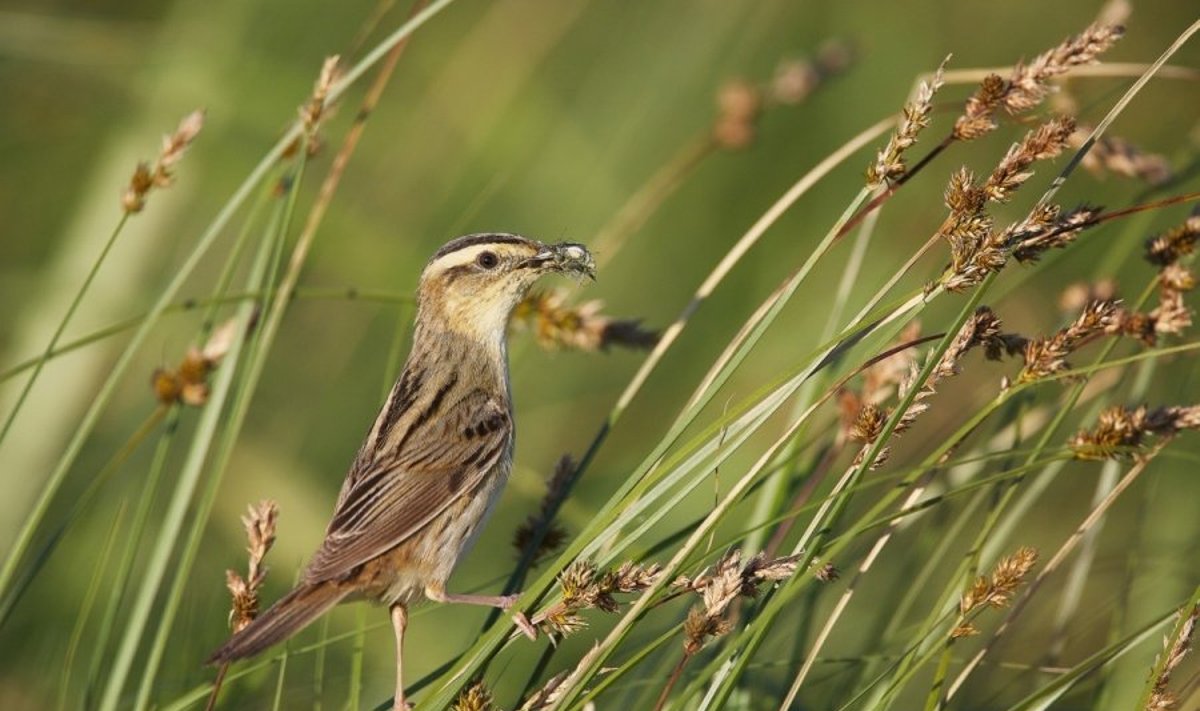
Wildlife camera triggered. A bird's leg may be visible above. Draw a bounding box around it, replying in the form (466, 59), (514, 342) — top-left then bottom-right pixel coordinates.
(425, 587), (537, 640)
(390, 603), (412, 711)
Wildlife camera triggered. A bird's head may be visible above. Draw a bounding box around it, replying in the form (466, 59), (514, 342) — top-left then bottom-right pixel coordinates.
(416, 233), (595, 347)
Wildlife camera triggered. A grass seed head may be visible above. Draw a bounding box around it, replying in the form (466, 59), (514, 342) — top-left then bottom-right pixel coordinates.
(122, 109), (205, 213)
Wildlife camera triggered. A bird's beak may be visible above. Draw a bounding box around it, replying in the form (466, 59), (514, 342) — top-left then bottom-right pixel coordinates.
(528, 242), (596, 280)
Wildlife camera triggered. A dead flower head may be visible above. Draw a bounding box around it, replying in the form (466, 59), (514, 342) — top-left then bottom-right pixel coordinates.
(226, 500), (279, 633)
(952, 546), (1037, 638)
(122, 109), (205, 213)
(1070, 404), (1200, 460)
(512, 289), (657, 352)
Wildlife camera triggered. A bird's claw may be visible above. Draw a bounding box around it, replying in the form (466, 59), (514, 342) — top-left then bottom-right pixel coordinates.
(513, 611), (538, 641)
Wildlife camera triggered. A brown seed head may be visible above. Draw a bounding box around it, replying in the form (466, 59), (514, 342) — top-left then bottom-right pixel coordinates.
(867, 57), (947, 187)
(984, 116), (1076, 202)
(122, 110), (205, 213)
(1005, 24), (1124, 114)
(713, 79), (763, 150)
(1072, 125), (1171, 185)
(512, 289), (657, 352)
(225, 500), (278, 632)
(1145, 217), (1200, 267)
(452, 680), (498, 711)
(301, 55), (341, 139)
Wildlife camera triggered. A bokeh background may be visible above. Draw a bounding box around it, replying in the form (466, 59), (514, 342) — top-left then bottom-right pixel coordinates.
(1, 0), (1198, 708)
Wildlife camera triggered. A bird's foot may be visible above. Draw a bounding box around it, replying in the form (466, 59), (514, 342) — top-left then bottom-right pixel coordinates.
(512, 610), (538, 641)
(496, 593), (538, 640)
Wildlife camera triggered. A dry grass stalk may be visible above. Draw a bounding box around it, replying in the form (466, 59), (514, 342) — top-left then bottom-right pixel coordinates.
(122, 109), (205, 213)
(512, 455), (574, 564)
(452, 680), (499, 711)
(866, 57), (947, 187)
(225, 500), (278, 633)
(1070, 404), (1200, 460)
(152, 318), (240, 406)
(953, 23), (1124, 141)
(1072, 125), (1171, 185)
(672, 550), (800, 654)
(951, 546), (1038, 638)
(518, 671), (569, 710)
(512, 289), (658, 352)
(1146, 604), (1198, 711)
(534, 560), (661, 638)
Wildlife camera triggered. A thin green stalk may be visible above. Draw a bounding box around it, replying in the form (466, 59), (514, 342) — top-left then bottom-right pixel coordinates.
(743, 189), (884, 555)
(84, 407), (180, 703)
(0, 403), (169, 627)
(1133, 588), (1200, 709)
(59, 501), (127, 711)
(946, 444), (1169, 702)
(0, 287), (413, 386)
(0, 213), (129, 448)
(773, 285), (994, 710)
(846, 398), (1028, 703)
(349, 605), (366, 711)
(492, 119), (893, 613)
(132, 189), (296, 709)
(89, 175), (275, 704)
(97, 176), (286, 711)
(1047, 359), (1156, 663)
(0, 0), (458, 615)
(272, 647), (290, 711)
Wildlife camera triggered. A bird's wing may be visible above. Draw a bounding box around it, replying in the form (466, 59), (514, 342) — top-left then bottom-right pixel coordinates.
(302, 387), (511, 583)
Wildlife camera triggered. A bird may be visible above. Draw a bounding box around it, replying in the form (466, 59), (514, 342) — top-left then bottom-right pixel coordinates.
(207, 233), (595, 709)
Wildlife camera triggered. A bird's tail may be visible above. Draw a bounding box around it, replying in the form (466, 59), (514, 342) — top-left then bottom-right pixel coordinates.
(207, 581), (347, 664)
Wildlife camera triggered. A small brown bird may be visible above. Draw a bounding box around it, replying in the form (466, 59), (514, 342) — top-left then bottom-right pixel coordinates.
(208, 234), (595, 708)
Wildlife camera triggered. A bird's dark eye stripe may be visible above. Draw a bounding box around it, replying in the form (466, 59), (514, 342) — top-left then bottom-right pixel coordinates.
(431, 233), (528, 261)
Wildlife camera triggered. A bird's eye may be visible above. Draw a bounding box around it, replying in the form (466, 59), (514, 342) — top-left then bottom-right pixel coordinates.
(476, 251), (499, 269)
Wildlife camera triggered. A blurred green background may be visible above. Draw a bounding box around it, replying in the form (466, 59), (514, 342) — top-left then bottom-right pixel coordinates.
(1, 0), (1198, 708)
